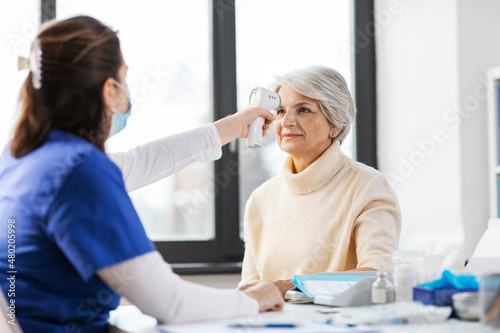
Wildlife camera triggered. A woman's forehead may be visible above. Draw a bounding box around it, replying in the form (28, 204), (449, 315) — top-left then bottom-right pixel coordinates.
(278, 87), (318, 107)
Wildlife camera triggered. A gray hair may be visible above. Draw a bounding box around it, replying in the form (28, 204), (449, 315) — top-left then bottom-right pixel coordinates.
(273, 65), (356, 144)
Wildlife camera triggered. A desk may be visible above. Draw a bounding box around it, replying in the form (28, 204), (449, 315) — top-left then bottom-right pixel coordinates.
(108, 302), (485, 333)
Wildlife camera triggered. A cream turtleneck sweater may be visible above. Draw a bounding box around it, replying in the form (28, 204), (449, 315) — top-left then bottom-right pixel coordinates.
(240, 141), (401, 284)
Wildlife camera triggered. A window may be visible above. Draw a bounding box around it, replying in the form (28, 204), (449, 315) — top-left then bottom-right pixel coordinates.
(3, 0), (377, 273)
(57, 1), (214, 243)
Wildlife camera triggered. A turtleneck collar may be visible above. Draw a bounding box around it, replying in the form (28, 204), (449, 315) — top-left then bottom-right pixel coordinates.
(281, 140), (347, 195)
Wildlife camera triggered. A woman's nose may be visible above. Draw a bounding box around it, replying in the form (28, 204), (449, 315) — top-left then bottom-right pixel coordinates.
(281, 111), (296, 127)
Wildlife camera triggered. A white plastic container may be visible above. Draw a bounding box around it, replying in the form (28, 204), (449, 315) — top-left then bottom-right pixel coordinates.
(392, 251), (426, 302)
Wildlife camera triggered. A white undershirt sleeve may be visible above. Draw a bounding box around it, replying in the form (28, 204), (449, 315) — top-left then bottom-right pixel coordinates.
(108, 124), (222, 192)
(97, 251), (258, 325)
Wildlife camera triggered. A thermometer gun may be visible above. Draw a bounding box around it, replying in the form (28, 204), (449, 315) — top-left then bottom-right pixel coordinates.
(246, 87), (281, 149)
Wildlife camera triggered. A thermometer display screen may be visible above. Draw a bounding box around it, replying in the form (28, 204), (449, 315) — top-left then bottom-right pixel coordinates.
(249, 89), (261, 106)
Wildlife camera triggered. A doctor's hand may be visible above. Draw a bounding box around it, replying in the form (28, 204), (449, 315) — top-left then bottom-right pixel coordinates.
(213, 107), (276, 146)
(241, 280), (284, 312)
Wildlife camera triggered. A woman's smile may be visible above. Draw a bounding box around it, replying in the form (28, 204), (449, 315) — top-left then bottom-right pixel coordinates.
(282, 133), (302, 140)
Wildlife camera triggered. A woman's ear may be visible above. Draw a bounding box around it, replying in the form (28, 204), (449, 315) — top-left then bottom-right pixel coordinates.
(102, 77), (117, 110)
(330, 127), (341, 139)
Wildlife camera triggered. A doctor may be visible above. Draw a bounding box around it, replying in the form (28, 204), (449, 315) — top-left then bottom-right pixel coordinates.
(0, 15), (282, 333)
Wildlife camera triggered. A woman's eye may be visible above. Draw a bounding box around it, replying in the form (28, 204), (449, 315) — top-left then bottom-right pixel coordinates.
(299, 107), (310, 113)
(276, 109), (285, 115)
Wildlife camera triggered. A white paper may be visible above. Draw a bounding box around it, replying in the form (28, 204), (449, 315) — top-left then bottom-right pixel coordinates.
(302, 280), (358, 297)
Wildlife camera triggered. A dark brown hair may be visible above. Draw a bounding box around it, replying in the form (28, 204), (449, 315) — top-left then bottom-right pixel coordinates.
(11, 15), (122, 158)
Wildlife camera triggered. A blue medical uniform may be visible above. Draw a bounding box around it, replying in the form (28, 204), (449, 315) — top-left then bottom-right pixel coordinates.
(0, 130), (155, 333)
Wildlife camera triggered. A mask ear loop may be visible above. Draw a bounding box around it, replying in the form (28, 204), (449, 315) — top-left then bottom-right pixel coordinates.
(112, 79), (132, 112)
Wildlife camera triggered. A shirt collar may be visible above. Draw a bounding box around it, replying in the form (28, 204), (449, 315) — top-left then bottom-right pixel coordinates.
(281, 140), (347, 195)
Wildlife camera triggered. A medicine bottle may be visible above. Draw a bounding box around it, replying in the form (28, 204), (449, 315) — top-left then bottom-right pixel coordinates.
(371, 271), (395, 304)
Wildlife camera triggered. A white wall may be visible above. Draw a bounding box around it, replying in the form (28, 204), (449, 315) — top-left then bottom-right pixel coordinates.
(376, 0), (500, 256)
(456, 0), (500, 255)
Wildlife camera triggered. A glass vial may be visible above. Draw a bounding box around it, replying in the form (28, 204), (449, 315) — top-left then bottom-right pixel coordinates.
(371, 271), (395, 304)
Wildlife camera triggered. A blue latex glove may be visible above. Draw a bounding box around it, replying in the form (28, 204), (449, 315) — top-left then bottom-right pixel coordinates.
(418, 270), (478, 290)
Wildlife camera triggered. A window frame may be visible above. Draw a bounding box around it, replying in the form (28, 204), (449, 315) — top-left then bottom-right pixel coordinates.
(40, 0), (377, 274)
(354, 0), (378, 169)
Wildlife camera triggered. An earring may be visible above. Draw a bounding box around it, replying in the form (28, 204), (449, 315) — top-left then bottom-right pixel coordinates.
(331, 132), (337, 138)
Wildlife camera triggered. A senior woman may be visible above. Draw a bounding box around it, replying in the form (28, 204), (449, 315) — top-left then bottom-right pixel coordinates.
(239, 66), (401, 296)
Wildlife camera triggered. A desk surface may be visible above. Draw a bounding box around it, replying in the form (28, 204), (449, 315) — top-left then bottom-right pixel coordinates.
(109, 302), (486, 333)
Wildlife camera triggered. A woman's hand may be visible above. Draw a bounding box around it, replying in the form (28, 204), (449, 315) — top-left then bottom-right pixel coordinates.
(239, 279), (295, 300)
(241, 280), (284, 312)
(273, 279), (295, 299)
(213, 107), (276, 146)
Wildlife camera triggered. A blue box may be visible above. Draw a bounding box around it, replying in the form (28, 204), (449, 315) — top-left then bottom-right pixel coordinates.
(413, 287), (478, 306)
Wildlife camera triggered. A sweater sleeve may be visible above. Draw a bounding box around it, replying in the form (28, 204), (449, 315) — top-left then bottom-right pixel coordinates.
(352, 173), (402, 271)
(240, 193), (261, 286)
(108, 124), (222, 192)
(98, 251), (259, 325)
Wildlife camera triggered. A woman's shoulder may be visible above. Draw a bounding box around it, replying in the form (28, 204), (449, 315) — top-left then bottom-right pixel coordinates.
(24, 130), (124, 200)
(339, 157), (394, 193)
(343, 156), (385, 180)
(42, 130), (118, 178)
(0, 130), (121, 217)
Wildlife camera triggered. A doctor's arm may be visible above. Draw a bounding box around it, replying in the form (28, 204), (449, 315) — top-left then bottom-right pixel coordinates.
(108, 107), (275, 192)
(97, 251), (283, 325)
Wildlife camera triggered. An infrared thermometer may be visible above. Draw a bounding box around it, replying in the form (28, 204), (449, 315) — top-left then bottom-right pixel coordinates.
(246, 87), (281, 149)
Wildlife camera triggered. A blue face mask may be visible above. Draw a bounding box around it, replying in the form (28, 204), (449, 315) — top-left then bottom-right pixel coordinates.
(109, 79), (132, 137)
